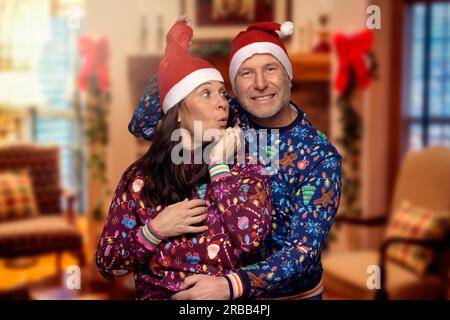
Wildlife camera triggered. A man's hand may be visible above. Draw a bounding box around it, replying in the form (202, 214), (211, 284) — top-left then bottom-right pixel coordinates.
(171, 275), (230, 300)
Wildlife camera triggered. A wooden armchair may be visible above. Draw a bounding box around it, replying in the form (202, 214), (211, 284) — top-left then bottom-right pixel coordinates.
(323, 146), (450, 299)
(0, 144), (85, 272)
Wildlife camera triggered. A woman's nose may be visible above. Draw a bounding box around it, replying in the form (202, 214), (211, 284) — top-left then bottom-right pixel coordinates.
(216, 96), (228, 111)
(217, 103), (227, 111)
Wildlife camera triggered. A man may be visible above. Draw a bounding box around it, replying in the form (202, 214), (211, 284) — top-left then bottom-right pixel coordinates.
(128, 21), (342, 300)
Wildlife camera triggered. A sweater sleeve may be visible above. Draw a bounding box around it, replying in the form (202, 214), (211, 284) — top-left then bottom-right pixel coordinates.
(95, 167), (162, 280)
(128, 76), (163, 141)
(206, 160), (272, 254)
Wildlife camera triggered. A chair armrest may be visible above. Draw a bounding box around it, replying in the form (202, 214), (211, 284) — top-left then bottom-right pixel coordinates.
(63, 190), (76, 225)
(380, 236), (450, 254)
(335, 213), (388, 227)
(377, 233), (450, 300)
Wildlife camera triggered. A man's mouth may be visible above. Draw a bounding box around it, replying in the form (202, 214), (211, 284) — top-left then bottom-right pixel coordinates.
(251, 94), (275, 102)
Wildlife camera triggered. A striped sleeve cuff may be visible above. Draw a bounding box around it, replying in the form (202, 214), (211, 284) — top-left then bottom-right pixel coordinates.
(223, 275), (234, 300)
(225, 273), (244, 299)
(137, 222), (164, 250)
(208, 162), (231, 182)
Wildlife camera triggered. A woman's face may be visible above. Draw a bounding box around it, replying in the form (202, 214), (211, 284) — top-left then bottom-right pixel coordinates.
(178, 81), (229, 145)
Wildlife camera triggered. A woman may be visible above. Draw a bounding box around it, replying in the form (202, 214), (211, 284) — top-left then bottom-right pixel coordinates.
(96, 18), (272, 300)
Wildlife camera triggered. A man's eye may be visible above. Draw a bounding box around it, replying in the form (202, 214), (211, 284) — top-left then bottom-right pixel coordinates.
(240, 70), (251, 77)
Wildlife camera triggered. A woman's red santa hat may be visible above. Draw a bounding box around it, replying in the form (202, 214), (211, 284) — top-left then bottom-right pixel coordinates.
(158, 20), (223, 113)
(229, 21), (294, 92)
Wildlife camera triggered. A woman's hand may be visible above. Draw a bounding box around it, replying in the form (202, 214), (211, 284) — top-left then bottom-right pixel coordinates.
(150, 199), (208, 238)
(208, 126), (242, 164)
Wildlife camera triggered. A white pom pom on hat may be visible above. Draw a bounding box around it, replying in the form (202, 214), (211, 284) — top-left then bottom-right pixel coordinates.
(279, 21), (294, 39)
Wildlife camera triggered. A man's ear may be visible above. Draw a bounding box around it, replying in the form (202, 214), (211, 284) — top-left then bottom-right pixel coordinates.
(289, 72), (293, 88)
(287, 78), (293, 90)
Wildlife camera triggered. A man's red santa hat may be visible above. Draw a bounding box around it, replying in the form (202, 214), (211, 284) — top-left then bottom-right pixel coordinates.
(158, 20), (223, 113)
(228, 21), (294, 92)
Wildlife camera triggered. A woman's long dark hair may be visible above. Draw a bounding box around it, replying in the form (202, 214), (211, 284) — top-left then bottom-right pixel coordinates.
(128, 90), (235, 207)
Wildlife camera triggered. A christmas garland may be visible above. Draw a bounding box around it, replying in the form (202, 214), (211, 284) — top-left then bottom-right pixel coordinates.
(78, 36), (111, 221)
(333, 30), (378, 217)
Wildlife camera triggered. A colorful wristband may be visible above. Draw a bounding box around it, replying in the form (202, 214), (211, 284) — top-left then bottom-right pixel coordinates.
(223, 275), (234, 300)
(208, 163), (231, 182)
(137, 230), (157, 251)
(140, 222), (164, 247)
(148, 221), (164, 239)
(226, 273), (244, 299)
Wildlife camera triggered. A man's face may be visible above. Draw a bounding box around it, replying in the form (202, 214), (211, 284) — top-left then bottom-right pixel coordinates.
(234, 53), (292, 120)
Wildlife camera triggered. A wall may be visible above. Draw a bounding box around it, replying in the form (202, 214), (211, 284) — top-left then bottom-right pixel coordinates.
(362, 0), (392, 248)
(85, 0), (180, 213)
(327, 0), (393, 251)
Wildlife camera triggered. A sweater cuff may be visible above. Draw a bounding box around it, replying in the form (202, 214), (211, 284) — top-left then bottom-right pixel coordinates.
(137, 222), (164, 250)
(225, 273), (244, 299)
(208, 162), (231, 182)
(235, 270), (252, 298)
(223, 275), (234, 300)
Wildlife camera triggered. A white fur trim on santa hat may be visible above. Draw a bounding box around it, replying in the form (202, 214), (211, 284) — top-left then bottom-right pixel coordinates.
(162, 68), (224, 113)
(229, 42), (293, 92)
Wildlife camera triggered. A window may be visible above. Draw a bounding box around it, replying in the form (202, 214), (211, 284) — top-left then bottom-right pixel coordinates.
(0, 0), (86, 212)
(403, 1), (450, 151)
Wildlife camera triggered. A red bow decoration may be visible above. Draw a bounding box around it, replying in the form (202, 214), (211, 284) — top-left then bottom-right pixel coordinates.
(78, 36), (110, 94)
(333, 30), (373, 94)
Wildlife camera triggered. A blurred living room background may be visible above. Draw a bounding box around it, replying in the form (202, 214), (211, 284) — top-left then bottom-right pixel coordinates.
(0, 0), (449, 300)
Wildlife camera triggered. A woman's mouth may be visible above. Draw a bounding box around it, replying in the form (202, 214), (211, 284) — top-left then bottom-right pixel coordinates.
(218, 117), (228, 127)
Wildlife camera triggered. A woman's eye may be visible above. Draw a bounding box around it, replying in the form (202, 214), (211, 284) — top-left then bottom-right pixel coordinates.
(201, 91), (210, 97)
(220, 91), (227, 97)
(240, 70), (251, 77)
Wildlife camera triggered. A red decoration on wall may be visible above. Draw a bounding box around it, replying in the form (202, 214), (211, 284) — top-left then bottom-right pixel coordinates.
(333, 30), (374, 94)
(78, 36), (110, 94)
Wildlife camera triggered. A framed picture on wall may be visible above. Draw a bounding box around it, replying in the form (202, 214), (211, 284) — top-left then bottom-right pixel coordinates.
(182, 0), (293, 39)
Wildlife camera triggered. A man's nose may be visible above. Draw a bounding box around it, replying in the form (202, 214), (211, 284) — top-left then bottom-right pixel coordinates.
(254, 71), (269, 91)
